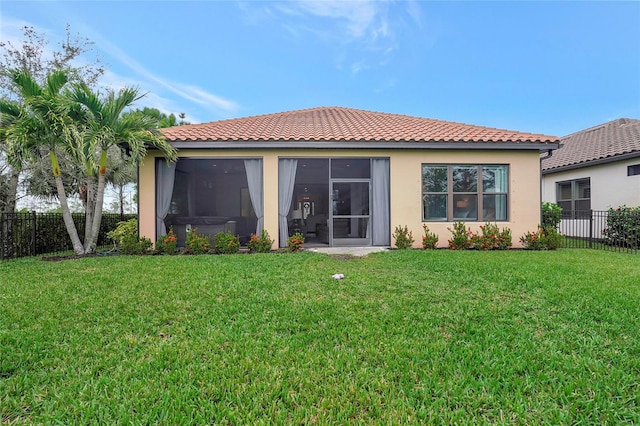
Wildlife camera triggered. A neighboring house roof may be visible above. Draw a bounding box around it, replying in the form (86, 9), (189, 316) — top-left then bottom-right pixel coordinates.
(542, 118), (640, 174)
(161, 107), (559, 149)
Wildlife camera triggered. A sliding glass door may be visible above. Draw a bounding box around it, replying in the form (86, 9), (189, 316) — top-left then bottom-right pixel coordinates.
(279, 157), (388, 247)
(330, 180), (371, 246)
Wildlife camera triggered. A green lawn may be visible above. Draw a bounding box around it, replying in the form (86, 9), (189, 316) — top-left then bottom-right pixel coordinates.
(1, 250), (639, 424)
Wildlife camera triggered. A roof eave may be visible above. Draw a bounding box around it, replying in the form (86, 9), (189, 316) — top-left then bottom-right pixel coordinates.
(168, 139), (560, 150)
(542, 150), (640, 175)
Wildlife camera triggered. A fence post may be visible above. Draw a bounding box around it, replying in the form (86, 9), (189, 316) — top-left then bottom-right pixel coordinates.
(1, 213), (5, 260)
(1, 212), (13, 260)
(31, 210), (37, 256)
(589, 210), (593, 249)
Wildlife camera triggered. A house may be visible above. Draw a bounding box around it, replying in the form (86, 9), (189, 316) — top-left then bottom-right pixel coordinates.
(541, 118), (640, 217)
(138, 107), (559, 249)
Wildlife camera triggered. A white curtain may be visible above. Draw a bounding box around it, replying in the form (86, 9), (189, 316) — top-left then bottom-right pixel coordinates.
(494, 166), (508, 220)
(372, 158), (390, 246)
(156, 159), (177, 237)
(244, 159), (264, 234)
(278, 159), (298, 247)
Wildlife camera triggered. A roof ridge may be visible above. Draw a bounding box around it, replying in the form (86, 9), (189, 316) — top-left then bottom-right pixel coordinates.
(168, 106), (555, 138)
(543, 117), (640, 172)
(562, 117), (640, 139)
(161, 106), (560, 143)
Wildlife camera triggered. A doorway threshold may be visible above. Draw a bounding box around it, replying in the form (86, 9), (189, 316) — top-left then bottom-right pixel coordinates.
(305, 246), (389, 257)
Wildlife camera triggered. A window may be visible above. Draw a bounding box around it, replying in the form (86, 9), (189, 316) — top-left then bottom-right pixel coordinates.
(556, 178), (590, 219)
(628, 164), (640, 176)
(422, 165), (508, 221)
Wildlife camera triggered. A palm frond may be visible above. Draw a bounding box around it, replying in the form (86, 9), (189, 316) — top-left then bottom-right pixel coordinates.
(45, 69), (70, 97)
(106, 87), (143, 126)
(9, 69), (42, 98)
(68, 83), (104, 123)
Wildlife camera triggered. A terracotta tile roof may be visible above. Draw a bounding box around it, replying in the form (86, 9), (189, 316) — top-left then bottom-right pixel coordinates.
(161, 106), (558, 144)
(542, 118), (640, 172)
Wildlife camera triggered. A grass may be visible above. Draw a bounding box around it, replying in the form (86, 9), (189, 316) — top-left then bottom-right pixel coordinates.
(1, 249), (639, 424)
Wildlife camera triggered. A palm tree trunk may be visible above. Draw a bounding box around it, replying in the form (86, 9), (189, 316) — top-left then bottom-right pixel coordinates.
(50, 151), (84, 255)
(3, 166), (20, 214)
(84, 151), (107, 253)
(83, 175), (96, 248)
(118, 184), (125, 218)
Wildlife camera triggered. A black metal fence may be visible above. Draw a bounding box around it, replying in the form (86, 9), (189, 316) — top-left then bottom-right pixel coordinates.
(544, 209), (640, 253)
(1, 212), (137, 260)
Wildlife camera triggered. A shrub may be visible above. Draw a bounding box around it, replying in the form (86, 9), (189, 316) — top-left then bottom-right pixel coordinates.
(107, 219), (152, 255)
(393, 225), (415, 250)
(287, 232), (305, 252)
(602, 205), (640, 248)
(247, 229), (274, 253)
(542, 202), (563, 231)
(155, 227), (178, 255)
(184, 228), (210, 254)
(421, 225), (439, 250)
(520, 226), (562, 250)
(469, 223), (512, 251)
(214, 231), (240, 254)
(448, 221), (471, 250)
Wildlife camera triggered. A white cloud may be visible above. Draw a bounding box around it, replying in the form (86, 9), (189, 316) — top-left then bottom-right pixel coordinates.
(1, 17), (233, 122)
(100, 70), (205, 124)
(79, 31), (240, 120)
(100, 40), (238, 113)
(274, 0), (391, 44)
(250, 0), (424, 75)
(291, 1), (380, 39)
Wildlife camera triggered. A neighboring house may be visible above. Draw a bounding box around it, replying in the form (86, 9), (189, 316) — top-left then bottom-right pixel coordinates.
(542, 118), (640, 216)
(139, 107), (559, 249)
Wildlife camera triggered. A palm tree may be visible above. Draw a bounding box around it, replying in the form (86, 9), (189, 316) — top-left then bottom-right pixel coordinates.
(67, 83), (177, 253)
(0, 98), (21, 213)
(3, 68), (177, 254)
(3, 69), (86, 254)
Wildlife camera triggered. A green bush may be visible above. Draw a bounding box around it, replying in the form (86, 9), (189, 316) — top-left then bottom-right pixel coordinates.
(447, 222), (471, 250)
(155, 227), (178, 255)
(421, 225), (439, 250)
(184, 228), (210, 255)
(520, 226), (562, 250)
(541, 202), (563, 231)
(602, 205), (640, 248)
(287, 232), (305, 252)
(214, 231), (240, 254)
(247, 229), (274, 253)
(107, 219), (152, 255)
(393, 225), (414, 250)
(469, 223), (512, 251)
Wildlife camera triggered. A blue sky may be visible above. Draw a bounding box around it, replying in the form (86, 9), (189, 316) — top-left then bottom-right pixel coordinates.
(2, 1), (639, 137)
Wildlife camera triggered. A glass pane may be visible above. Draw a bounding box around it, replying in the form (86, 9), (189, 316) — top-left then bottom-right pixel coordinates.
(332, 182), (369, 215)
(334, 218), (369, 239)
(453, 166), (478, 192)
(453, 194), (478, 220)
(575, 179), (590, 199)
(167, 158), (253, 247)
(557, 182), (572, 200)
(482, 166), (508, 193)
(331, 159), (370, 178)
(557, 200), (572, 218)
(422, 166), (448, 192)
(423, 194), (447, 220)
(482, 194), (507, 221)
(575, 199), (591, 214)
